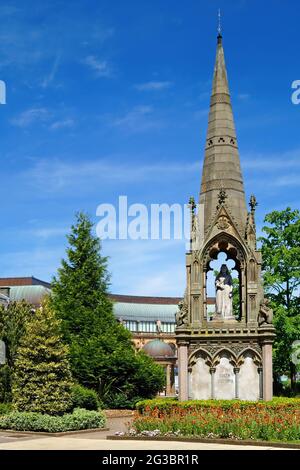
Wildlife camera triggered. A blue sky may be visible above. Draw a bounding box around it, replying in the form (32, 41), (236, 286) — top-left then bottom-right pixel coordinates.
(0, 0), (299, 296)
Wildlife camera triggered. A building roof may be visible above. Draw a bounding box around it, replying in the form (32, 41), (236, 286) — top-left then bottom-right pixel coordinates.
(9, 286), (51, 306)
(113, 301), (178, 323)
(110, 293), (215, 305)
(0, 277), (51, 288)
(143, 339), (175, 358)
(0, 277), (216, 320)
(109, 294), (182, 305)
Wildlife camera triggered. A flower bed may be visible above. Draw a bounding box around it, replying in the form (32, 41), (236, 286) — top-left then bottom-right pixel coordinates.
(132, 398), (300, 442)
(0, 408), (106, 433)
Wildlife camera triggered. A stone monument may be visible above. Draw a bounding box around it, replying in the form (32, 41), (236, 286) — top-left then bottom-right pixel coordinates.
(176, 31), (275, 401)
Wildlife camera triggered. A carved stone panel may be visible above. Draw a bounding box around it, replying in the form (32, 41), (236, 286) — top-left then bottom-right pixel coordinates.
(216, 215), (230, 230)
(189, 357), (211, 400)
(214, 355), (235, 399)
(239, 354), (259, 401)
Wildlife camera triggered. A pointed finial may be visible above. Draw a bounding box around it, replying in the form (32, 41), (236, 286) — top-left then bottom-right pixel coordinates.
(217, 9), (222, 43)
(249, 195), (258, 213)
(189, 196), (196, 212)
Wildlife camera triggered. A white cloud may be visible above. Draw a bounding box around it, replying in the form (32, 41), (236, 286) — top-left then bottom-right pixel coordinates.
(104, 239), (185, 296)
(25, 157), (201, 193)
(30, 227), (68, 239)
(135, 81), (172, 91)
(237, 93), (250, 101)
(242, 149), (300, 170)
(0, 247), (64, 282)
(83, 55), (111, 77)
(10, 107), (51, 127)
(112, 105), (165, 133)
(50, 119), (75, 130)
(272, 175), (300, 187)
(41, 53), (61, 88)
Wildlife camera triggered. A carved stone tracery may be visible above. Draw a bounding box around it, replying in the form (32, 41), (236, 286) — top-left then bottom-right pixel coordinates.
(188, 343), (262, 370)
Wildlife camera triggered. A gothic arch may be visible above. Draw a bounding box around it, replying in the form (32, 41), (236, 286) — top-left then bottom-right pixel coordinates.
(188, 347), (213, 369)
(237, 347), (262, 367)
(201, 232), (246, 272)
(211, 347), (237, 368)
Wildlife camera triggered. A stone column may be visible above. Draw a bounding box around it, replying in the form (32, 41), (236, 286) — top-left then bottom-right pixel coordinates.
(178, 342), (189, 401)
(166, 364), (171, 396)
(258, 367), (263, 400)
(234, 368), (239, 399)
(170, 364), (175, 395)
(262, 341), (273, 401)
(210, 367), (216, 399)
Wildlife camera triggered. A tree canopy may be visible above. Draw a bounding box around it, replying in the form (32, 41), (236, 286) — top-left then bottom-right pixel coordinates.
(51, 212), (164, 405)
(259, 207), (300, 392)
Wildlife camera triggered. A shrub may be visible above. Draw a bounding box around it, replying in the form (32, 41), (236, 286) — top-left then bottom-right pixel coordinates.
(0, 366), (12, 403)
(0, 403), (12, 415)
(0, 408), (106, 433)
(12, 299), (72, 415)
(105, 392), (143, 410)
(71, 385), (102, 411)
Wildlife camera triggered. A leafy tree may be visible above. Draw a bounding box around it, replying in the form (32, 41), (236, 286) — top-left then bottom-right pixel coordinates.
(231, 277), (240, 319)
(0, 301), (33, 402)
(12, 298), (72, 414)
(51, 212), (164, 404)
(259, 207), (300, 392)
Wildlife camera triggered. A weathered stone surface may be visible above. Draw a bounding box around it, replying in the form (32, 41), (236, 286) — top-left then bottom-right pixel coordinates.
(239, 355), (259, 401)
(214, 356), (235, 399)
(189, 358), (211, 400)
(176, 33), (275, 403)
(199, 35), (247, 237)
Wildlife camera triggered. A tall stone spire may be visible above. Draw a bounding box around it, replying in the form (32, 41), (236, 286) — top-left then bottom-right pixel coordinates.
(199, 32), (247, 237)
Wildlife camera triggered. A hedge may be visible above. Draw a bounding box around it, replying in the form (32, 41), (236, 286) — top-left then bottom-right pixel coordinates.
(0, 408), (106, 433)
(136, 397), (300, 415)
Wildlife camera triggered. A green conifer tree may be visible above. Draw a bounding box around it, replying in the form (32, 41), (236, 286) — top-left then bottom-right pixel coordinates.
(51, 212), (165, 403)
(12, 299), (72, 414)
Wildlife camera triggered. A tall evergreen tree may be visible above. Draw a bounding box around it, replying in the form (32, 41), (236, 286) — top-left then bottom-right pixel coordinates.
(51, 212), (164, 403)
(12, 299), (72, 414)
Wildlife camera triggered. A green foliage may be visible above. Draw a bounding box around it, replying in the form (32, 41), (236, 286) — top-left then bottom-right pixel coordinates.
(0, 301), (33, 400)
(136, 397), (300, 415)
(71, 384), (102, 411)
(12, 298), (72, 415)
(51, 212), (165, 406)
(0, 301), (34, 367)
(133, 398), (300, 441)
(259, 208), (300, 390)
(259, 208), (300, 311)
(0, 408), (106, 433)
(0, 403), (12, 415)
(105, 392), (142, 410)
(231, 277), (240, 319)
(100, 351), (165, 409)
(0, 365), (12, 403)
